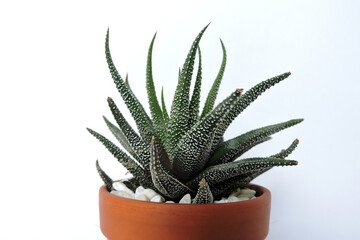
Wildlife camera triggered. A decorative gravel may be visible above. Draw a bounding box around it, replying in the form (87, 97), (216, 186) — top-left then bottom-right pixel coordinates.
(110, 181), (256, 204)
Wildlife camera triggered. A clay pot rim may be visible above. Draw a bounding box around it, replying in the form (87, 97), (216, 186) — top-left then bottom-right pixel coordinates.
(100, 183), (270, 208)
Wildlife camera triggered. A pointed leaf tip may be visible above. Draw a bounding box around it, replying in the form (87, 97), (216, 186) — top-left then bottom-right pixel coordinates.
(151, 32), (157, 41)
(192, 177), (213, 204)
(107, 97), (112, 101)
(96, 159), (114, 192)
(296, 139), (300, 144)
(237, 88), (244, 93)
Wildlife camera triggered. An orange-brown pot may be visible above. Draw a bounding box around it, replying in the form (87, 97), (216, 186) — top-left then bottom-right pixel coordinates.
(99, 184), (271, 240)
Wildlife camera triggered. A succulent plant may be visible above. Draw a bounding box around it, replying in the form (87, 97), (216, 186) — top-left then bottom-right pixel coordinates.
(88, 25), (303, 204)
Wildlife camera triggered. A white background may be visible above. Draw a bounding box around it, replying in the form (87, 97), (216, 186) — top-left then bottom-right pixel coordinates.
(0, 0), (359, 239)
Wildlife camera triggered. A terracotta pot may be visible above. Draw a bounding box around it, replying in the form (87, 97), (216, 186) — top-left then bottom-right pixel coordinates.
(99, 184), (271, 240)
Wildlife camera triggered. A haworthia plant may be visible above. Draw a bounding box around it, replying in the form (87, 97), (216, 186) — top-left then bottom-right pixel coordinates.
(88, 25), (303, 203)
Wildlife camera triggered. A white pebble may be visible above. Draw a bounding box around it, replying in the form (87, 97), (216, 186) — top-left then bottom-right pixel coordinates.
(110, 190), (134, 199)
(112, 181), (125, 190)
(142, 189), (158, 199)
(229, 192), (239, 198)
(232, 188), (242, 196)
(150, 195), (165, 203)
(238, 194), (254, 199)
(179, 194), (191, 204)
(227, 196), (241, 203)
(135, 194), (150, 201)
(165, 201), (175, 203)
(135, 186), (145, 197)
(240, 188), (256, 194)
(239, 188), (256, 198)
(112, 182), (135, 197)
(237, 196), (250, 201)
(214, 199), (228, 204)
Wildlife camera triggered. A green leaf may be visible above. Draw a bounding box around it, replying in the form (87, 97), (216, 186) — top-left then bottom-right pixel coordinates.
(225, 168), (272, 195)
(207, 172), (253, 197)
(242, 168), (271, 184)
(121, 178), (140, 192)
(209, 136), (272, 167)
(150, 137), (194, 199)
(192, 178), (214, 204)
(146, 33), (167, 145)
(107, 97), (150, 170)
(96, 160), (114, 191)
(87, 128), (151, 187)
(172, 89), (244, 181)
(186, 157), (298, 189)
(167, 24), (210, 158)
(208, 136), (271, 167)
(216, 138), (301, 195)
(103, 116), (137, 158)
(270, 139), (300, 159)
(209, 119), (303, 165)
(189, 47), (202, 128)
(200, 39), (227, 119)
(212, 72), (292, 148)
(226, 138), (302, 193)
(105, 29), (156, 144)
(161, 87), (170, 125)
